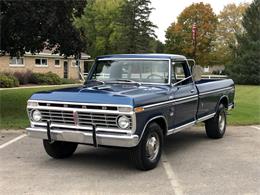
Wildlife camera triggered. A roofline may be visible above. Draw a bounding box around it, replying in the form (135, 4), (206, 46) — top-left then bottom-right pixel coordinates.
(96, 53), (186, 60)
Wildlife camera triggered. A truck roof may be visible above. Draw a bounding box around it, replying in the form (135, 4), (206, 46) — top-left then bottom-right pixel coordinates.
(96, 53), (186, 61)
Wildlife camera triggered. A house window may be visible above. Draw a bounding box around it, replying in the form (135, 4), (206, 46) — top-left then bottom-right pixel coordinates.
(9, 57), (24, 66)
(55, 59), (60, 66)
(35, 58), (48, 66)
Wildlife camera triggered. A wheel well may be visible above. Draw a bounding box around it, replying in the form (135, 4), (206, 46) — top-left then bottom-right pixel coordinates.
(219, 96), (228, 109)
(152, 117), (167, 136)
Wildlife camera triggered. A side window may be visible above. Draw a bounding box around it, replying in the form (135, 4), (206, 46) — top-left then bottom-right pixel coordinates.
(172, 61), (192, 85)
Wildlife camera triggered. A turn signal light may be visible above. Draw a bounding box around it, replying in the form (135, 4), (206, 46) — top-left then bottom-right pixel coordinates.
(134, 107), (144, 113)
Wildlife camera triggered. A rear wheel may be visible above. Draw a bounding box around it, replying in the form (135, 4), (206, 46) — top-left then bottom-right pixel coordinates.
(131, 122), (163, 171)
(205, 104), (226, 139)
(43, 140), (78, 159)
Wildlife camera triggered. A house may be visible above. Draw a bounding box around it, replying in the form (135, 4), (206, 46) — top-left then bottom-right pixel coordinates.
(0, 49), (93, 80)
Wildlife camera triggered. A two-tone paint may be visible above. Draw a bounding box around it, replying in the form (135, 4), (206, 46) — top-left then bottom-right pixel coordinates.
(26, 54), (235, 147)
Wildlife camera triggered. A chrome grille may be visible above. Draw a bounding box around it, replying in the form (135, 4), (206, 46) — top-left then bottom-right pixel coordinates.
(39, 109), (75, 125)
(29, 109), (132, 129)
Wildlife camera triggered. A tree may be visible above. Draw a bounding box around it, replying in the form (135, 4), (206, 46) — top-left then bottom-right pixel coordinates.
(75, 0), (123, 57)
(165, 3), (217, 66)
(212, 3), (249, 66)
(116, 0), (157, 53)
(226, 0), (260, 85)
(0, 0), (86, 58)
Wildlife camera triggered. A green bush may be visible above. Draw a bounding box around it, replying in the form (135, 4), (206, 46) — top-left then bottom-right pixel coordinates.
(0, 74), (19, 88)
(30, 72), (62, 85)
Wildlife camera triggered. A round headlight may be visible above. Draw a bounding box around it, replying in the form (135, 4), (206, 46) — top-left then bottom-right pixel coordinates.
(117, 115), (130, 129)
(32, 110), (42, 122)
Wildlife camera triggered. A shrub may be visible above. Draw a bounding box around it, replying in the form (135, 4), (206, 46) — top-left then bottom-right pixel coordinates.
(0, 74), (19, 88)
(13, 70), (33, 85)
(30, 72), (62, 85)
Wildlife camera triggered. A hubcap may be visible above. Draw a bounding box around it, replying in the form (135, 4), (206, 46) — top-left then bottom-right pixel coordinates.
(145, 132), (160, 161)
(218, 111), (225, 132)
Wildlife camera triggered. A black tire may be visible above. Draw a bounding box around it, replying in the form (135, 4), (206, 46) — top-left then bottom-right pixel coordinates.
(131, 122), (163, 171)
(205, 104), (226, 139)
(43, 140), (78, 159)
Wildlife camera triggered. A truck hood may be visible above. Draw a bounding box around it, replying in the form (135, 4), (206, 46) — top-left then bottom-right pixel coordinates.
(30, 84), (171, 107)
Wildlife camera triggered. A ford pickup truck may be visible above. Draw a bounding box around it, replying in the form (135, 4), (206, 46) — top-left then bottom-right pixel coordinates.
(26, 54), (235, 170)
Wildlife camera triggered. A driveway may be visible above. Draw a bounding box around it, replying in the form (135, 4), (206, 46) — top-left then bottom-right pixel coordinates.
(0, 126), (259, 195)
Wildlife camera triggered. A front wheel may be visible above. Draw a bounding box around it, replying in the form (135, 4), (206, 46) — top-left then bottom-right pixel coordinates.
(43, 140), (78, 159)
(131, 122), (163, 171)
(205, 104), (226, 139)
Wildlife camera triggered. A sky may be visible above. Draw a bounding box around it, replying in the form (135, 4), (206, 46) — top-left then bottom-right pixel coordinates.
(150, 0), (253, 42)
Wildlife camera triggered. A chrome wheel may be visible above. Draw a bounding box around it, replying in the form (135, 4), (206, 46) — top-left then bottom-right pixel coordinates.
(218, 111), (225, 132)
(145, 132), (160, 161)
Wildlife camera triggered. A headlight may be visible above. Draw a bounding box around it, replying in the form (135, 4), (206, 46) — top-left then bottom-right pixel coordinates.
(117, 115), (130, 129)
(31, 110), (42, 122)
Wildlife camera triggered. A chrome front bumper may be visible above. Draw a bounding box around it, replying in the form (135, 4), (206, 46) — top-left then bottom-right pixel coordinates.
(26, 127), (139, 148)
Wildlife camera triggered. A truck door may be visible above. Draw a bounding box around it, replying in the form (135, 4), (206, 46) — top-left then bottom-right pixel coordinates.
(171, 61), (198, 128)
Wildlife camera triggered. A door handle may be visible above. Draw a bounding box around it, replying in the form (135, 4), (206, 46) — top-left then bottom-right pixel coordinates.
(190, 89), (195, 93)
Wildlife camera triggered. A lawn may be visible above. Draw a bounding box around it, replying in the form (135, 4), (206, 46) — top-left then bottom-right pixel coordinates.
(0, 85), (259, 129)
(228, 85), (260, 125)
(0, 86), (79, 129)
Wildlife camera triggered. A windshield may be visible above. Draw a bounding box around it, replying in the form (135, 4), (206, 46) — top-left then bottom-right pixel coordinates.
(89, 60), (169, 84)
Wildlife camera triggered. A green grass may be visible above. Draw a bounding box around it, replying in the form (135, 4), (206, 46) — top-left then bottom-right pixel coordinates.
(0, 86), (77, 129)
(0, 85), (259, 129)
(228, 85), (260, 125)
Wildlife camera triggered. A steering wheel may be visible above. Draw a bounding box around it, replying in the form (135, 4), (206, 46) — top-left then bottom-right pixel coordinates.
(146, 74), (164, 80)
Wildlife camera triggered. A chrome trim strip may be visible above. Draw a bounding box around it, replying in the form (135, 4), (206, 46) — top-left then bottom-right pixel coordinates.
(167, 121), (196, 135)
(143, 95), (198, 109)
(98, 58), (170, 61)
(166, 113), (216, 136)
(137, 115), (168, 145)
(28, 105), (134, 115)
(199, 87), (233, 96)
(28, 100), (133, 109)
(26, 127), (139, 147)
(196, 113), (216, 123)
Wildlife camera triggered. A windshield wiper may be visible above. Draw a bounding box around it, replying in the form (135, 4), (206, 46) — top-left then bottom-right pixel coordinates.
(105, 79), (141, 85)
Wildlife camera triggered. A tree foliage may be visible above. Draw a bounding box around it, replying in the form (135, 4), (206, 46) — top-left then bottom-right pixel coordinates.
(212, 3), (248, 65)
(165, 3), (217, 66)
(75, 0), (123, 57)
(0, 0), (86, 58)
(116, 0), (156, 53)
(226, 0), (260, 85)
(75, 0), (157, 57)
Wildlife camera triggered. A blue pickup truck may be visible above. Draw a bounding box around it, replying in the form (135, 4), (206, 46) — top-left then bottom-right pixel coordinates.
(27, 54), (235, 170)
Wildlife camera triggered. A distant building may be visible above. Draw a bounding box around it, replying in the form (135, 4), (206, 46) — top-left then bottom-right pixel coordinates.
(0, 49), (92, 80)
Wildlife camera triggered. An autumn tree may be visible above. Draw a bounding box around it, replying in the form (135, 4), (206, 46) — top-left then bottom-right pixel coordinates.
(212, 3), (249, 65)
(1, 0), (86, 58)
(165, 3), (217, 66)
(226, 0), (260, 85)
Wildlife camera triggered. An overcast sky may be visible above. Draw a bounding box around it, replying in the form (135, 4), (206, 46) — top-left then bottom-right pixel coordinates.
(150, 0), (252, 42)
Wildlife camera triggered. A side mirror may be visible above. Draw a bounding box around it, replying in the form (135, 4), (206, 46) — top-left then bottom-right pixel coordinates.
(192, 65), (203, 81)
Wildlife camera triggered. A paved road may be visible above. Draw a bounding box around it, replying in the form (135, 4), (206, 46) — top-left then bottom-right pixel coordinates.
(0, 126), (259, 195)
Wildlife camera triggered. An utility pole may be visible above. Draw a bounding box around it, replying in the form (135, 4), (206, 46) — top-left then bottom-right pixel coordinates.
(192, 23), (197, 60)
